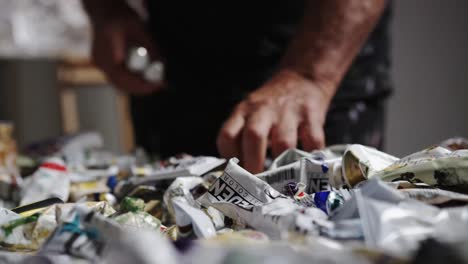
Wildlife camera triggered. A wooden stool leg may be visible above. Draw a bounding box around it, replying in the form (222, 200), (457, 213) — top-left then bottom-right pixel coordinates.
(60, 88), (79, 134)
(116, 92), (135, 152)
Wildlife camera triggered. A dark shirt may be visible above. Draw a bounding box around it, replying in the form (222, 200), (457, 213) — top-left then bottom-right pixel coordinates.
(146, 0), (392, 103)
(131, 1), (392, 156)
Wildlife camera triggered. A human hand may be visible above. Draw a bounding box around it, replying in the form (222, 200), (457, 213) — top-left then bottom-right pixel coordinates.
(88, 2), (163, 95)
(217, 70), (334, 173)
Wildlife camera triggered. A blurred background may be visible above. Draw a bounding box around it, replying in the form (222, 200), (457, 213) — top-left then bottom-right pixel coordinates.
(0, 0), (467, 157)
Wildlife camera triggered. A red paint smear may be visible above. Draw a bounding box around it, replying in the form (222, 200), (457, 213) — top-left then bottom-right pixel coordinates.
(41, 162), (67, 172)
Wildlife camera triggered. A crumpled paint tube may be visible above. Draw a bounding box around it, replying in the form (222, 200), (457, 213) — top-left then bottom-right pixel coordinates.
(172, 197), (216, 239)
(200, 159), (327, 239)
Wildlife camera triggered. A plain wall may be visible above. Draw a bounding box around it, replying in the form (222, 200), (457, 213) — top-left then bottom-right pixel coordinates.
(0, 60), (62, 143)
(386, 0), (468, 156)
(75, 86), (123, 153)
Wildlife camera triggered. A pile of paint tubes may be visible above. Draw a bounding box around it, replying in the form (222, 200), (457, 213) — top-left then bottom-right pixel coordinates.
(1, 124), (468, 264)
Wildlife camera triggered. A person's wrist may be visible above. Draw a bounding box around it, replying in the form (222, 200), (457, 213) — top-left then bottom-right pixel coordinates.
(276, 68), (336, 105)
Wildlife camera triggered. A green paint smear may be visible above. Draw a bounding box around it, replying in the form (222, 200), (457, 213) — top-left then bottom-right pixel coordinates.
(1, 213), (40, 237)
(120, 197), (145, 213)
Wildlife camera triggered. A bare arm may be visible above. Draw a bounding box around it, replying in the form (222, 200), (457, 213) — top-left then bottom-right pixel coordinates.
(217, 0), (387, 173)
(282, 0), (387, 98)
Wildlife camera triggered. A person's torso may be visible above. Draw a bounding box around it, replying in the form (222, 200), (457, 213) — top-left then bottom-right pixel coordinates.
(146, 0), (392, 103)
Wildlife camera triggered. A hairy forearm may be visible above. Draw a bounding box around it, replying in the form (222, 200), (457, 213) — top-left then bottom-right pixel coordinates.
(281, 0), (387, 99)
